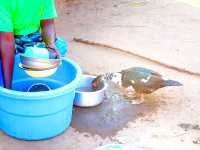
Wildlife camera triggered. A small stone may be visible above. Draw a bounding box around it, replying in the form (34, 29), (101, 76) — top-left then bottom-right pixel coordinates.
(193, 137), (200, 144)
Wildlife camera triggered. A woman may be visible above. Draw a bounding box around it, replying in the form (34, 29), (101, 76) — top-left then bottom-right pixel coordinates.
(0, 0), (67, 89)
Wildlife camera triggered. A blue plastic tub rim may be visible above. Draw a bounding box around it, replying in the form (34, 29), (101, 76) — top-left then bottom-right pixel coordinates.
(0, 58), (82, 100)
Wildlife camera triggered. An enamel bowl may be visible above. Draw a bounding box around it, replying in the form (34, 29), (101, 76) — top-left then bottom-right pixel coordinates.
(18, 63), (58, 78)
(24, 68), (58, 78)
(20, 55), (61, 71)
(74, 75), (107, 107)
(19, 53), (61, 78)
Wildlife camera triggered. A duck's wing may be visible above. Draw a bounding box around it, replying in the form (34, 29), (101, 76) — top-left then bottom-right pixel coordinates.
(121, 67), (163, 80)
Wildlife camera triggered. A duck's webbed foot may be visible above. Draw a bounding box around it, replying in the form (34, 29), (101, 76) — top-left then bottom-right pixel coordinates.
(122, 86), (144, 104)
(132, 93), (145, 104)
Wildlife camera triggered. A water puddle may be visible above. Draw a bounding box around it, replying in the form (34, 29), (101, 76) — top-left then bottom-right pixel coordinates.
(71, 83), (159, 138)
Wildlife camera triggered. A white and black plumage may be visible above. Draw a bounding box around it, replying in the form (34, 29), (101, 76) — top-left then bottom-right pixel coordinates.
(92, 67), (182, 104)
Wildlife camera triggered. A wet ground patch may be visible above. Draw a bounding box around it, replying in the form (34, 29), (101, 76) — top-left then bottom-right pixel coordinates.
(71, 84), (159, 138)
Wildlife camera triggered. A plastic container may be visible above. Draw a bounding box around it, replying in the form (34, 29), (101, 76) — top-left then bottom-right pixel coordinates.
(0, 55), (82, 140)
(55, 37), (68, 57)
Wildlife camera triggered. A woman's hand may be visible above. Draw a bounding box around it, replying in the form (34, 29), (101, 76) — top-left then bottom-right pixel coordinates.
(46, 45), (61, 59)
(41, 19), (61, 59)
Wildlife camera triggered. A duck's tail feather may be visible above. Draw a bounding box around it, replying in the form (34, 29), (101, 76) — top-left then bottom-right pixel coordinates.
(165, 80), (183, 86)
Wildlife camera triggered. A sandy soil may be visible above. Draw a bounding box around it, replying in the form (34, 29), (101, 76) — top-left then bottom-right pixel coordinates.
(0, 0), (200, 150)
(56, 0), (200, 74)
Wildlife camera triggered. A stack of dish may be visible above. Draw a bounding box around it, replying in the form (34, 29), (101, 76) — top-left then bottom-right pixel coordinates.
(19, 47), (61, 78)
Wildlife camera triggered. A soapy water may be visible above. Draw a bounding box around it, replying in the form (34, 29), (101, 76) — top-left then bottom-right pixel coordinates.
(76, 83), (105, 92)
(12, 80), (64, 92)
(27, 83), (51, 92)
(76, 87), (95, 92)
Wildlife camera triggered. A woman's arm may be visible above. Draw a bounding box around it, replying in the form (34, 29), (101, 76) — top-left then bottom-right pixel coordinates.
(40, 19), (60, 58)
(0, 32), (15, 89)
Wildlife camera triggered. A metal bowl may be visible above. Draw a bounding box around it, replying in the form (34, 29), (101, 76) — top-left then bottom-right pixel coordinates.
(20, 55), (61, 70)
(74, 75), (107, 107)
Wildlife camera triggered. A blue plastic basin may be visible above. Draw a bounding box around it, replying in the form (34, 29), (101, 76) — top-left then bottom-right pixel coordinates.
(0, 55), (82, 140)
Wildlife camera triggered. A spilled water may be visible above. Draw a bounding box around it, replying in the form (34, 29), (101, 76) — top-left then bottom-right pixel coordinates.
(72, 83), (159, 138)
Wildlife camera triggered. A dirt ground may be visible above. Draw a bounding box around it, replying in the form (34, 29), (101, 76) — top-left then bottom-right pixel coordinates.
(0, 0), (200, 150)
(56, 0), (200, 74)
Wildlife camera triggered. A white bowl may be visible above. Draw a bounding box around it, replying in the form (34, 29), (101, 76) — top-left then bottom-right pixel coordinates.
(74, 75), (107, 107)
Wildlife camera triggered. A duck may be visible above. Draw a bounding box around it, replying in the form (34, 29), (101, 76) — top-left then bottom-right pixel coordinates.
(92, 67), (182, 104)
